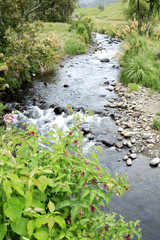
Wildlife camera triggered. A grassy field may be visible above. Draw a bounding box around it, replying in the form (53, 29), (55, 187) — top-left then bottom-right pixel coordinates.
(75, 0), (127, 32)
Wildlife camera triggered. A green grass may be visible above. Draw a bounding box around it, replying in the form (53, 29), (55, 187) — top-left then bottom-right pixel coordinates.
(128, 83), (139, 93)
(152, 118), (160, 131)
(74, 0), (126, 33)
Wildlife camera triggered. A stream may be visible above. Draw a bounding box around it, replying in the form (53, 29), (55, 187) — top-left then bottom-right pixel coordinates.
(6, 33), (160, 240)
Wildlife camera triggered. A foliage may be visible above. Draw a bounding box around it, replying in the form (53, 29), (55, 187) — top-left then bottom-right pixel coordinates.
(65, 38), (86, 54)
(71, 17), (94, 44)
(113, 20), (160, 92)
(152, 117), (160, 131)
(98, 5), (105, 12)
(0, 109), (142, 239)
(4, 22), (62, 90)
(128, 83), (139, 92)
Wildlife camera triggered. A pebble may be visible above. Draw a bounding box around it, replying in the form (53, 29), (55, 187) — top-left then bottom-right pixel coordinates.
(149, 158), (160, 166)
(129, 154), (137, 160)
(126, 158), (132, 166)
(123, 155), (129, 161)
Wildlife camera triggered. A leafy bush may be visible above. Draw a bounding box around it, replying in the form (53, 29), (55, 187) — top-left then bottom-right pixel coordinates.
(65, 38), (86, 54)
(0, 109), (142, 239)
(4, 22), (62, 90)
(71, 17), (94, 44)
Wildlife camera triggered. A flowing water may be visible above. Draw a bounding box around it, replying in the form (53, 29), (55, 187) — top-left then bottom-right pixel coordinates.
(6, 34), (160, 240)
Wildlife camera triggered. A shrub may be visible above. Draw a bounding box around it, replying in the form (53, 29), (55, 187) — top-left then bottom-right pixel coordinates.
(4, 22), (62, 90)
(0, 109), (142, 239)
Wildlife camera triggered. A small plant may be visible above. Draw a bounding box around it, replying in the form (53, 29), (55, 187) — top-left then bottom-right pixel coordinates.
(0, 109), (142, 239)
(128, 83), (139, 92)
(152, 117), (160, 131)
(156, 112), (160, 116)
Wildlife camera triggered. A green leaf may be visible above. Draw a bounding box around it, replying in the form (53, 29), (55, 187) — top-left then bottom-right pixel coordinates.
(56, 199), (72, 210)
(71, 205), (79, 223)
(4, 197), (24, 221)
(35, 215), (49, 228)
(48, 200), (55, 213)
(12, 183), (24, 196)
(25, 190), (33, 209)
(27, 220), (35, 236)
(0, 223), (7, 240)
(53, 216), (66, 230)
(81, 187), (90, 201)
(11, 217), (28, 236)
(3, 180), (12, 199)
(48, 215), (55, 233)
(34, 230), (49, 240)
(105, 195), (110, 207)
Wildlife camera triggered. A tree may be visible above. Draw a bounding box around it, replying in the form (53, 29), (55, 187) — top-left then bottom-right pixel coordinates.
(146, 0), (160, 33)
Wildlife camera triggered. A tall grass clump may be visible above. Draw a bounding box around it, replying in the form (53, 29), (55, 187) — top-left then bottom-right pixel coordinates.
(113, 19), (160, 92)
(65, 37), (86, 54)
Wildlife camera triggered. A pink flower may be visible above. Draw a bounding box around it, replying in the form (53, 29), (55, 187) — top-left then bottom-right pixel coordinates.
(98, 173), (102, 178)
(104, 184), (108, 190)
(85, 160), (89, 165)
(29, 131), (35, 136)
(64, 152), (68, 156)
(104, 224), (109, 232)
(69, 132), (72, 135)
(84, 182), (88, 187)
(90, 205), (96, 213)
(81, 172), (85, 178)
(79, 208), (83, 216)
(96, 166), (100, 170)
(92, 179), (96, 185)
(74, 140), (78, 146)
(71, 173), (74, 177)
(11, 115), (15, 123)
(66, 214), (71, 224)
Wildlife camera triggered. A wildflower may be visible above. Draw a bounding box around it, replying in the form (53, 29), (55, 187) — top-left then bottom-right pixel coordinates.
(4, 114), (15, 125)
(96, 166), (100, 170)
(71, 173), (74, 177)
(64, 152), (68, 156)
(79, 208), (83, 216)
(81, 172), (85, 178)
(84, 182), (88, 187)
(67, 106), (71, 110)
(85, 160), (89, 165)
(90, 205), (96, 213)
(69, 132), (72, 135)
(104, 224), (109, 232)
(100, 231), (104, 236)
(98, 173), (102, 178)
(29, 131), (35, 136)
(125, 234), (131, 240)
(91, 179), (96, 185)
(74, 140), (78, 146)
(66, 214), (71, 224)
(104, 184), (108, 190)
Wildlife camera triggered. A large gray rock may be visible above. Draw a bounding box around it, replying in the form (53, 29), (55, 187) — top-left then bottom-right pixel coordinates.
(97, 134), (116, 147)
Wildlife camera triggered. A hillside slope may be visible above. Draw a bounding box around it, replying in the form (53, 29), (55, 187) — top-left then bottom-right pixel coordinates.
(79, 0), (118, 8)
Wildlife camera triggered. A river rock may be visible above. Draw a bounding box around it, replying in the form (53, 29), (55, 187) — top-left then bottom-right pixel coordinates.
(97, 134), (116, 147)
(123, 155), (129, 161)
(82, 127), (90, 134)
(149, 158), (160, 166)
(100, 58), (110, 63)
(142, 134), (151, 140)
(126, 158), (132, 166)
(115, 142), (124, 149)
(63, 84), (69, 88)
(129, 154), (137, 160)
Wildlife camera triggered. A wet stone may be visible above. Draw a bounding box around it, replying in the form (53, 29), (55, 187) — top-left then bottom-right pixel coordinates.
(123, 155), (129, 161)
(115, 142), (124, 149)
(100, 58), (110, 63)
(149, 158), (160, 166)
(129, 154), (137, 160)
(126, 158), (132, 166)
